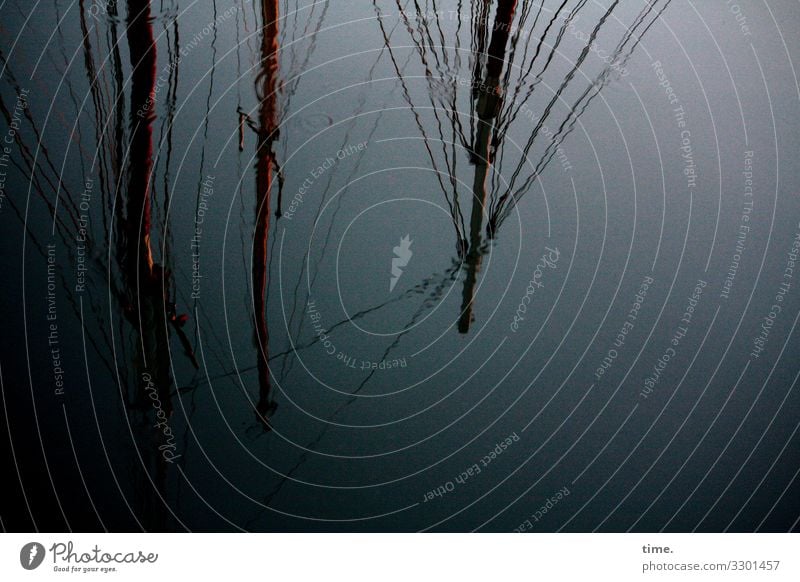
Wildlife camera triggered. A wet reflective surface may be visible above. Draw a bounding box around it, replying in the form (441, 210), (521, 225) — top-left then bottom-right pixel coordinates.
(1, 0), (800, 531)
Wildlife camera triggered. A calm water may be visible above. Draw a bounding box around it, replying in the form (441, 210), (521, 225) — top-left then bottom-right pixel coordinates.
(1, 0), (799, 532)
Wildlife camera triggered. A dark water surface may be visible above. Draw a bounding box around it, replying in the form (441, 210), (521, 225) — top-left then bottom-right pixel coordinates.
(1, 0), (800, 532)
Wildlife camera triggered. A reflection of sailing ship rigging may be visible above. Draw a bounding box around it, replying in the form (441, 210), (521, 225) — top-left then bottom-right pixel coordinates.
(0, 0), (678, 531)
(1, 0), (203, 530)
(243, 1), (516, 522)
(241, 1), (673, 483)
(115, 0), (197, 531)
(235, 1), (463, 434)
(374, 0), (671, 332)
(487, 0), (674, 230)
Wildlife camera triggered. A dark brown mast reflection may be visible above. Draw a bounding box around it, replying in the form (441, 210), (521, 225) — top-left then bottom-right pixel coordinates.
(123, 0), (158, 362)
(121, 0), (171, 529)
(459, 0), (517, 334)
(251, 0), (281, 431)
(118, 0), (196, 529)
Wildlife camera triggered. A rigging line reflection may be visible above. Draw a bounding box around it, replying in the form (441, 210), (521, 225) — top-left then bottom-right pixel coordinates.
(244, 258), (463, 527)
(489, 0), (621, 229)
(491, 0), (672, 229)
(375, 0), (468, 248)
(277, 6), (451, 384)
